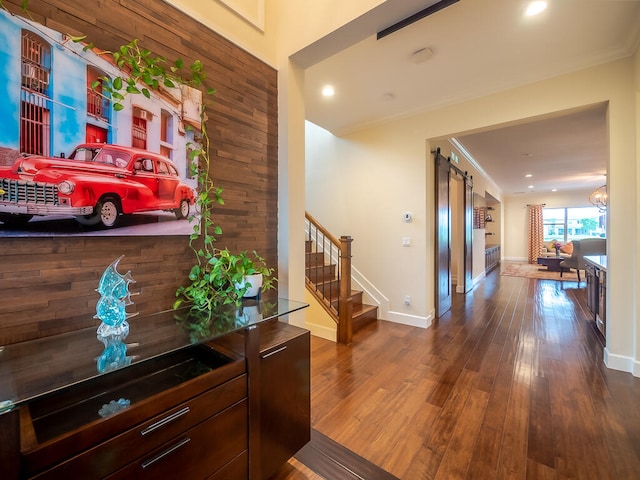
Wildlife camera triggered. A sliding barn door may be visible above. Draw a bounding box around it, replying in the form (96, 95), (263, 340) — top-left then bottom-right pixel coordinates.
(435, 152), (451, 317)
(464, 176), (473, 292)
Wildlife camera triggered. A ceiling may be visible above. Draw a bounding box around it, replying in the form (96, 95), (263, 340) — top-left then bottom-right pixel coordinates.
(295, 0), (640, 195)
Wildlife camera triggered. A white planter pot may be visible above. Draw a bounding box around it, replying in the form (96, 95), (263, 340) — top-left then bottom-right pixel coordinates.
(236, 273), (263, 298)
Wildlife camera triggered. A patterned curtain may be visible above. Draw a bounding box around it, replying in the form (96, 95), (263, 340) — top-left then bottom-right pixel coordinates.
(527, 204), (544, 263)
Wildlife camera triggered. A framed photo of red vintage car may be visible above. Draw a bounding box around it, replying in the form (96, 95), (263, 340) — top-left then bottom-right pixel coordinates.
(0, 10), (201, 236)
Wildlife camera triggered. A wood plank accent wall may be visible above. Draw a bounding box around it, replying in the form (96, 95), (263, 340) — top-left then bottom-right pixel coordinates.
(0, 0), (278, 345)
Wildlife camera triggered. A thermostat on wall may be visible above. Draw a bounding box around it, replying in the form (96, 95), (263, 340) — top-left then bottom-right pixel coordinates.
(402, 212), (413, 223)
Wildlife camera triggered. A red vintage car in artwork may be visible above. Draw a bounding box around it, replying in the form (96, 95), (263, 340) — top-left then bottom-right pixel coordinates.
(0, 144), (196, 228)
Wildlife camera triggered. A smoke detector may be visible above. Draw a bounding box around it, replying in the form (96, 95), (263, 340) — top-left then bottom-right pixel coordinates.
(409, 47), (433, 64)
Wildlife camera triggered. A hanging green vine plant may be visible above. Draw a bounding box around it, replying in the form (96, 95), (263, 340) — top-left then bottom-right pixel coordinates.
(3, 1), (276, 323)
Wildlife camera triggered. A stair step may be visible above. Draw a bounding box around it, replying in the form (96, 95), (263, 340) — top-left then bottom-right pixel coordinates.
(305, 251), (325, 267)
(353, 304), (378, 332)
(329, 290), (363, 308)
(305, 264), (336, 282)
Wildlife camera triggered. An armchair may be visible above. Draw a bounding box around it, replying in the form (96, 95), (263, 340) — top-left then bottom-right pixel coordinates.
(559, 238), (606, 282)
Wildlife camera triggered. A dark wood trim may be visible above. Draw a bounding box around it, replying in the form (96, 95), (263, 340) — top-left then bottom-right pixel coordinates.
(245, 325), (261, 480)
(377, 0), (460, 40)
(0, 409), (20, 480)
(294, 429), (400, 480)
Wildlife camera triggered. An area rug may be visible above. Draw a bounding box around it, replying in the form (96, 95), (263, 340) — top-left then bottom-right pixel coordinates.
(500, 261), (580, 281)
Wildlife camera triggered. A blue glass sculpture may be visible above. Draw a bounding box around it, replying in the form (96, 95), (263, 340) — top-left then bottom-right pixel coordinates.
(95, 255), (138, 337)
(98, 398), (131, 418)
(96, 331), (132, 374)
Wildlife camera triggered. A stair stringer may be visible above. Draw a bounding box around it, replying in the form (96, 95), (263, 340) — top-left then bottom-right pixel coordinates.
(351, 266), (432, 329)
(303, 289), (338, 342)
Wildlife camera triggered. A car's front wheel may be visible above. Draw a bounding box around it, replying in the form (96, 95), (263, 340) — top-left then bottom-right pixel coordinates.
(0, 213), (33, 227)
(175, 199), (190, 219)
(76, 196), (122, 228)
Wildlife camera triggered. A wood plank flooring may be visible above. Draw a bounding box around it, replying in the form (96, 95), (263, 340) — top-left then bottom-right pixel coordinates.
(271, 270), (640, 479)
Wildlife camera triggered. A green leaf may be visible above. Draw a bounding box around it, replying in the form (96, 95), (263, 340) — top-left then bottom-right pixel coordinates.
(113, 77), (123, 90)
(113, 103), (125, 111)
(142, 88), (151, 99)
(126, 85), (141, 94)
(68, 35), (87, 43)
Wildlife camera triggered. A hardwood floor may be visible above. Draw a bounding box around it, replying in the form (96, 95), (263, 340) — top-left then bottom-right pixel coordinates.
(272, 270), (640, 479)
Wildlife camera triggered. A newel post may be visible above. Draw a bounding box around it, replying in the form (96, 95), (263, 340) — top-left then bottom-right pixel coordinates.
(337, 235), (353, 344)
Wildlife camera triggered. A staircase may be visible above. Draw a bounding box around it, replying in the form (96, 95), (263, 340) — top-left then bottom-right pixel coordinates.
(305, 213), (378, 344)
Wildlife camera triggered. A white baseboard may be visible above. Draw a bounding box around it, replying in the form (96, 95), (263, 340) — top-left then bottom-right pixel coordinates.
(604, 348), (640, 377)
(305, 321), (337, 342)
(385, 310), (432, 329)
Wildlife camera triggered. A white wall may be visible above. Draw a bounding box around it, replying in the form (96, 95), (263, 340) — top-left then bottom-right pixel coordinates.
(171, 0), (640, 375)
(633, 45), (640, 375)
(306, 121), (430, 327)
(306, 57), (639, 375)
(166, 0), (278, 66)
(274, 0), (388, 330)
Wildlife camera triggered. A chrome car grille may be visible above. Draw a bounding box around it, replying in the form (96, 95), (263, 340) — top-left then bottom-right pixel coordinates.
(0, 178), (59, 205)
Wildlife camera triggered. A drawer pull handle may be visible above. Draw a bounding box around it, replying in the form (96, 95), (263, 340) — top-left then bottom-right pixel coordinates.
(141, 437), (191, 469)
(140, 406), (190, 436)
(261, 345), (287, 359)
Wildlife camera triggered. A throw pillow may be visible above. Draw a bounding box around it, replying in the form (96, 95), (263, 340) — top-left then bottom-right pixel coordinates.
(560, 242), (573, 255)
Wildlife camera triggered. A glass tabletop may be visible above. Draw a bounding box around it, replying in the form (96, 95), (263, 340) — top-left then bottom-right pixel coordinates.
(0, 295), (308, 411)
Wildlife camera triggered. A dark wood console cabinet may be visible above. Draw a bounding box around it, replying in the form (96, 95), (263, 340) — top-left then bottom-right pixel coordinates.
(485, 245), (500, 273)
(585, 256), (607, 339)
(22, 346), (247, 480)
(0, 299), (310, 480)
(256, 321), (310, 480)
(210, 320), (311, 480)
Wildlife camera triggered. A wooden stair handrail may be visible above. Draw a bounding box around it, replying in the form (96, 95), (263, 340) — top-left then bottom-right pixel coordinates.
(305, 212), (353, 344)
(305, 212), (342, 246)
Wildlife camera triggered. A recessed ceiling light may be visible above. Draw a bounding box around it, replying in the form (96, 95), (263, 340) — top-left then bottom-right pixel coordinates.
(525, 174), (532, 178)
(322, 85), (335, 97)
(552, 188), (557, 192)
(526, 1), (547, 16)
(528, 185), (534, 189)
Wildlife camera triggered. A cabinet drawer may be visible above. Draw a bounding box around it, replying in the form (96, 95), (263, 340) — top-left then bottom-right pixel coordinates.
(30, 375), (247, 479)
(106, 399), (248, 480)
(206, 451), (248, 480)
(22, 345), (244, 476)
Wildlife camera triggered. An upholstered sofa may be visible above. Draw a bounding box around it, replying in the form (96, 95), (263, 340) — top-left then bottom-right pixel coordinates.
(559, 238), (606, 282)
(540, 240), (571, 259)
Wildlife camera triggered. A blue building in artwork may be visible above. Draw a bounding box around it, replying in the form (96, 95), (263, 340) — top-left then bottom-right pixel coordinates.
(0, 9), (114, 165)
(0, 9), (199, 187)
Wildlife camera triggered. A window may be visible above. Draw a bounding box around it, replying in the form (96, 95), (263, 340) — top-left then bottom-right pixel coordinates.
(20, 30), (52, 155)
(86, 66), (110, 122)
(160, 110), (174, 160)
(132, 107), (149, 150)
(543, 206), (606, 243)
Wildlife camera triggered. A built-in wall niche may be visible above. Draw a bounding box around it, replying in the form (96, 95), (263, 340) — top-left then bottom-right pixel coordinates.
(473, 206), (486, 229)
